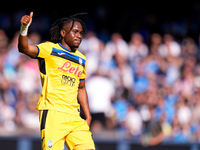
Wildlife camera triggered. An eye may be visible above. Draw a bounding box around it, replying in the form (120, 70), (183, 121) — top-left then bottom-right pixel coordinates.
(73, 30), (78, 33)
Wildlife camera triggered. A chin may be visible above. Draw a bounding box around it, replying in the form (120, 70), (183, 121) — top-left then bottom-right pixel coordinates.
(73, 45), (79, 49)
(73, 41), (81, 48)
(73, 44), (80, 49)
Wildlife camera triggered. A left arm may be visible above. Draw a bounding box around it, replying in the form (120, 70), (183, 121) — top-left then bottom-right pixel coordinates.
(148, 132), (164, 146)
(78, 80), (92, 126)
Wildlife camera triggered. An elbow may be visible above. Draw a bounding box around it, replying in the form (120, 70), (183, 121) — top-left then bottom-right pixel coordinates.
(18, 48), (23, 53)
(18, 44), (25, 54)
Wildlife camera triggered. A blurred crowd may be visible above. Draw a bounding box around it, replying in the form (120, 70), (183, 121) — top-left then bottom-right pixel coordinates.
(1, 28), (200, 144)
(0, 30), (41, 133)
(82, 32), (200, 144)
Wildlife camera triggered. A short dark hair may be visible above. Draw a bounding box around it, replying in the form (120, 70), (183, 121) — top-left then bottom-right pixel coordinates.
(49, 13), (87, 43)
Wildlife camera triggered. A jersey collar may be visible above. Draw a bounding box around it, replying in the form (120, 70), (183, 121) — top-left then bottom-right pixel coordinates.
(59, 43), (76, 53)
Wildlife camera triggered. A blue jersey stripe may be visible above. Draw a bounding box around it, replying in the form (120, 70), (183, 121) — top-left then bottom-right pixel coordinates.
(53, 48), (85, 66)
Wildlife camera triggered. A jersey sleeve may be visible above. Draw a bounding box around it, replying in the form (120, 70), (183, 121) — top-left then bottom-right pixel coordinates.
(79, 59), (87, 81)
(35, 42), (53, 58)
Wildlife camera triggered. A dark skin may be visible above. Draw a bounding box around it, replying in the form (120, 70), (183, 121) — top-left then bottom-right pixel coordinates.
(18, 12), (92, 128)
(60, 21), (83, 51)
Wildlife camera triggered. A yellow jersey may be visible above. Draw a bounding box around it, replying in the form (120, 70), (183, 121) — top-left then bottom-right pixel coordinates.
(35, 42), (87, 116)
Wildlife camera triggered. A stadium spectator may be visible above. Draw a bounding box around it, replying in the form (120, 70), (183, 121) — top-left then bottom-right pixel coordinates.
(86, 71), (115, 131)
(1, 26), (200, 144)
(129, 32), (149, 61)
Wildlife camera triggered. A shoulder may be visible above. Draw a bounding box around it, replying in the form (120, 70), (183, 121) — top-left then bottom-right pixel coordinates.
(36, 42), (59, 58)
(37, 41), (57, 47)
(75, 49), (86, 60)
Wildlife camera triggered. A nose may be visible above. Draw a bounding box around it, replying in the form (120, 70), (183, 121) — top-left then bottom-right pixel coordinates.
(76, 32), (82, 39)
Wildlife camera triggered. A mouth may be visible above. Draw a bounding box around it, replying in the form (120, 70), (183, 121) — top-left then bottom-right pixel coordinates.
(74, 39), (81, 43)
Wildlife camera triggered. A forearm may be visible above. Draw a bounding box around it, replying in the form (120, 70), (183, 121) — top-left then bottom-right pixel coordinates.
(18, 34), (38, 58)
(18, 35), (28, 53)
(78, 86), (92, 124)
(148, 132), (164, 146)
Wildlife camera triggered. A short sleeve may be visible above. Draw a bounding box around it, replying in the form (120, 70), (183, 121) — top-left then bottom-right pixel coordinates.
(36, 42), (53, 58)
(79, 59), (87, 81)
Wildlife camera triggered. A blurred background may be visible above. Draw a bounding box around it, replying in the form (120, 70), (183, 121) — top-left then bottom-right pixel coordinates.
(1, 1), (200, 150)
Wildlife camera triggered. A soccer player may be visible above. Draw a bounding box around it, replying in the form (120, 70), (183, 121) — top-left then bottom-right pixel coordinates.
(18, 12), (95, 150)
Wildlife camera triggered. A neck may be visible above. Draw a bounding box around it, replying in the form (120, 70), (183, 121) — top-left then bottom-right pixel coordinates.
(60, 41), (73, 51)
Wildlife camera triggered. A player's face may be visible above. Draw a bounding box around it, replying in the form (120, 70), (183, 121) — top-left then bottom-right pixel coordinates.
(62, 21), (83, 50)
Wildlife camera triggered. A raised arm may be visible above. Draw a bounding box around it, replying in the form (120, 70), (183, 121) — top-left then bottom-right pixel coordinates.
(18, 12), (38, 58)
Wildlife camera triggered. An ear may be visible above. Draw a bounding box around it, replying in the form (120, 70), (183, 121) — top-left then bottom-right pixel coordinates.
(60, 29), (66, 38)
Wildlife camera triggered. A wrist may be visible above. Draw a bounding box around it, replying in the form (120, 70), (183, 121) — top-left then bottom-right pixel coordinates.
(86, 116), (92, 126)
(86, 115), (92, 119)
(86, 115), (92, 122)
(20, 23), (30, 36)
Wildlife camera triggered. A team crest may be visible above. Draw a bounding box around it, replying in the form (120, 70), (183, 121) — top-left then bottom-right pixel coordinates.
(79, 58), (83, 65)
(48, 140), (53, 148)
